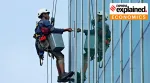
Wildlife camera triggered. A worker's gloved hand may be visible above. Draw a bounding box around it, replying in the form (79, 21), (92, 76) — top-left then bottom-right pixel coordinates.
(77, 28), (81, 32)
(83, 30), (88, 35)
(64, 28), (73, 32)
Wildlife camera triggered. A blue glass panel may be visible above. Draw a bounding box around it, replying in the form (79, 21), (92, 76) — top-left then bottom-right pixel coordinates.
(133, 42), (141, 83)
(123, 61), (130, 83)
(144, 22), (150, 83)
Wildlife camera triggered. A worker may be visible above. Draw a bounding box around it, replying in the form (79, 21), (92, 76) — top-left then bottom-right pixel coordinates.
(33, 8), (74, 82)
(77, 11), (111, 82)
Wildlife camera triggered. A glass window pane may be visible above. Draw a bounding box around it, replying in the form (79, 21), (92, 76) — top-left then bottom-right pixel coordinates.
(133, 43), (141, 83)
(144, 22), (150, 83)
(105, 60), (111, 83)
(123, 61), (130, 83)
(69, 0), (150, 83)
(114, 43), (120, 82)
(123, 22), (129, 67)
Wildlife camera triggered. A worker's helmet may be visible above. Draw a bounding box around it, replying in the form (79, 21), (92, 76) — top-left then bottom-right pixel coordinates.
(38, 8), (50, 18)
(97, 11), (108, 21)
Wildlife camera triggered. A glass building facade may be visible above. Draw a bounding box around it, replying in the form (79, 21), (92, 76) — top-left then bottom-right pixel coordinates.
(68, 0), (150, 83)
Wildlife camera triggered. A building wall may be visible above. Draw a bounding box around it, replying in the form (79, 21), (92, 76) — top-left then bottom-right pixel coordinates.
(69, 0), (150, 83)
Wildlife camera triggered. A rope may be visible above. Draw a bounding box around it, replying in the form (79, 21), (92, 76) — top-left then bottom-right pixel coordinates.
(90, 0), (94, 20)
(90, 0), (94, 29)
(46, 50), (53, 83)
(52, 0), (55, 17)
(51, 54), (52, 83)
(47, 50), (49, 83)
(49, 0), (58, 82)
(51, 0), (58, 26)
(54, 0), (57, 18)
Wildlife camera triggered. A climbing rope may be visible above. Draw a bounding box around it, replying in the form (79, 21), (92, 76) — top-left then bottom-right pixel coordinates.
(50, 54), (52, 83)
(90, 0), (94, 29)
(47, 50), (53, 83)
(90, 0), (94, 20)
(51, 0), (58, 26)
(47, 51), (49, 83)
(46, 0), (58, 83)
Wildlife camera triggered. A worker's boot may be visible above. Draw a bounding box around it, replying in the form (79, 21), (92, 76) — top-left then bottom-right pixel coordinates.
(57, 71), (74, 82)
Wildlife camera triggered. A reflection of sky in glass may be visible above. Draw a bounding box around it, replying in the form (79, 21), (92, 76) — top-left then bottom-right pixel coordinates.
(133, 42), (141, 83)
(144, 23), (150, 83)
(70, 0), (150, 83)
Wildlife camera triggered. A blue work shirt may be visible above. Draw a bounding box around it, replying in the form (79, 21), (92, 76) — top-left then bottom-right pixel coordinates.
(35, 19), (64, 36)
